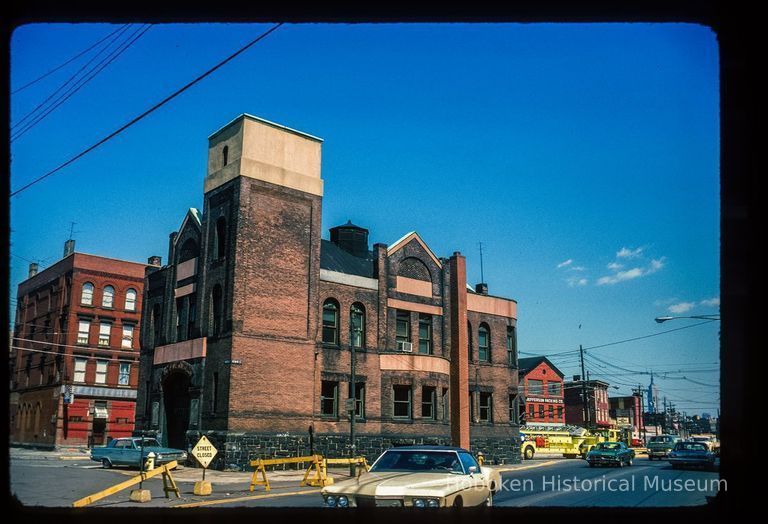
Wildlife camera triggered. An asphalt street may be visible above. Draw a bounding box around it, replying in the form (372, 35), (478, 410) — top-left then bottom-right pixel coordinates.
(8, 448), (722, 509)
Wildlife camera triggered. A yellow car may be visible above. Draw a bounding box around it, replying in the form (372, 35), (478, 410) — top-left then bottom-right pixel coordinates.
(321, 446), (500, 508)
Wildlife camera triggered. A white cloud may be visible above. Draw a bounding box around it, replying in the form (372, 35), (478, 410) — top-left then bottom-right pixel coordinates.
(557, 259), (573, 268)
(648, 258), (666, 273)
(607, 262), (624, 271)
(617, 247), (644, 259)
(567, 277), (588, 287)
(597, 267), (644, 285)
(654, 297), (680, 307)
(569, 266), (587, 272)
(700, 297), (720, 307)
(669, 302), (696, 314)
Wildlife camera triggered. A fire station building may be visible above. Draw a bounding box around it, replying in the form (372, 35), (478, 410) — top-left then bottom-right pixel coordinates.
(135, 114), (522, 466)
(10, 241), (147, 448)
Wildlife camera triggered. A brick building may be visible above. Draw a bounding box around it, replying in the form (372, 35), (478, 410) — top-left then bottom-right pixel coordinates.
(564, 379), (612, 429)
(9, 241), (147, 448)
(135, 114), (522, 466)
(609, 393), (644, 441)
(517, 356), (565, 426)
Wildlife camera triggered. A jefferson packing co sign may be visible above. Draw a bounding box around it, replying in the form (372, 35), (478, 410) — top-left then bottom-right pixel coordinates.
(191, 435), (218, 469)
(525, 397), (564, 404)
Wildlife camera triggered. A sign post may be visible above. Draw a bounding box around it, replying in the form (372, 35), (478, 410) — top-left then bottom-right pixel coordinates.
(191, 435), (218, 496)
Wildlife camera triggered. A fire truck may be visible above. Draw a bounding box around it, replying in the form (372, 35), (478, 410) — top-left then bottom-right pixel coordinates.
(519, 425), (632, 460)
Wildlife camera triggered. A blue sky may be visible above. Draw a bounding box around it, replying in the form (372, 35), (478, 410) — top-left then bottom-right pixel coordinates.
(9, 23), (720, 416)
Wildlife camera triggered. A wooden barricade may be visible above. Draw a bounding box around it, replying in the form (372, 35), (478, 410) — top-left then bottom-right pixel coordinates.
(249, 454), (330, 492)
(72, 461), (180, 507)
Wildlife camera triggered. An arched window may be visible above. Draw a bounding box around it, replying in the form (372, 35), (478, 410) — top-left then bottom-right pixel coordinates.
(102, 285), (115, 308)
(125, 288), (137, 311)
(507, 326), (517, 367)
(222, 145), (229, 167)
(81, 282), (94, 305)
(350, 303), (365, 348)
(467, 321), (473, 362)
(211, 284), (223, 336)
(322, 299), (340, 346)
(178, 238), (199, 263)
(478, 323), (490, 362)
(215, 217), (227, 260)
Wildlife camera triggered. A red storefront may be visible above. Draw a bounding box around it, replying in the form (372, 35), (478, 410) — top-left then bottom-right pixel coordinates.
(518, 356), (565, 426)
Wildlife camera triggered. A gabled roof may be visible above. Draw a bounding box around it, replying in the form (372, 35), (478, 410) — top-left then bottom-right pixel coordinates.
(387, 231), (442, 268)
(517, 356), (565, 378)
(174, 208), (202, 245)
(320, 239), (375, 278)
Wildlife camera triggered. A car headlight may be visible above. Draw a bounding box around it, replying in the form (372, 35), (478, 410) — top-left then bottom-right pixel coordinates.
(413, 499), (425, 508)
(325, 495), (338, 507)
(337, 496), (349, 508)
(427, 499), (440, 508)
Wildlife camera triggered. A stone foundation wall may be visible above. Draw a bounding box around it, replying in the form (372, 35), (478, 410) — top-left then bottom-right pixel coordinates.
(185, 431), (521, 470)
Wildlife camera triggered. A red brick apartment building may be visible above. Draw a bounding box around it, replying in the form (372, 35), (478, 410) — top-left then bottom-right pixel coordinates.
(135, 114), (523, 466)
(9, 241), (148, 448)
(517, 356), (565, 426)
(564, 379), (613, 429)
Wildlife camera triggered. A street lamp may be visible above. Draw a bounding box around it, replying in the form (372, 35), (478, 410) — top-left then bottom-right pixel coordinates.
(654, 314), (720, 324)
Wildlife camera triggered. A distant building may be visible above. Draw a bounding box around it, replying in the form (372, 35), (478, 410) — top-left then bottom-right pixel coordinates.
(9, 241), (148, 448)
(609, 394), (644, 439)
(564, 379), (612, 429)
(517, 356), (565, 426)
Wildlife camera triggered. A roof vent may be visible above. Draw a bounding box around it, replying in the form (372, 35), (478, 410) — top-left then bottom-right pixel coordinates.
(28, 263), (39, 278)
(475, 283), (488, 295)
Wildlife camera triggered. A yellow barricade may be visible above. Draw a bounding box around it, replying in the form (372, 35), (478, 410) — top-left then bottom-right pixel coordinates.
(249, 454), (331, 492)
(324, 456), (370, 474)
(72, 461), (180, 507)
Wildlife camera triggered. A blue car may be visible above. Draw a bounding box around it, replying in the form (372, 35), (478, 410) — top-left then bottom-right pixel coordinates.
(90, 437), (188, 469)
(667, 441), (716, 470)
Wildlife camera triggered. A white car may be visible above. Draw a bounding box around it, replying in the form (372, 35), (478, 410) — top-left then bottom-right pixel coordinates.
(321, 446), (501, 508)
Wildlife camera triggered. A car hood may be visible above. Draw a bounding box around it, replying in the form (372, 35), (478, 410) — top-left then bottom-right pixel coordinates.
(588, 450), (621, 457)
(672, 451), (712, 458)
(323, 471), (470, 497)
(139, 446), (186, 454)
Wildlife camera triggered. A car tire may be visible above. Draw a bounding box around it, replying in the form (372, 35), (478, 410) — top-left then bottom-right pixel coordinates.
(588, 462), (595, 468)
(627, 457), (633, 466)
(523, 447), (534, 460)
(452, 497), (463, 508)
(484, 491), (493, 507)
(101, 458), (112, 469)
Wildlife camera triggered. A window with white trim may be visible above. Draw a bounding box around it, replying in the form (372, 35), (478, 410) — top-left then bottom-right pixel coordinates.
(122, 325), (134, 349)
(118, 362), (131, 386)
(74, 358), (87, 383)
(77, 320), (90, 345)
(98, 322), (111, 347)
(125, 288), (137, 311)
(102, 286), (115, 308)
(81, 282), (94, 305)
(95, 360), (108, 384)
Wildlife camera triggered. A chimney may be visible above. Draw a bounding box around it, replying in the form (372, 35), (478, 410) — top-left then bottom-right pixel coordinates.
(63, 239), (75, 258)
(573, 375), (581, 382)
(28, 263), (39, 278)
(148, 255), (162, 266)
(475, 283), (488, 295)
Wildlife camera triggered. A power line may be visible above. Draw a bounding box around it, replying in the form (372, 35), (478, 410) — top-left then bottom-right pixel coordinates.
(10, 23), (284, 198)
(12, 25), (151, 142)
(12, 25), (130, 95)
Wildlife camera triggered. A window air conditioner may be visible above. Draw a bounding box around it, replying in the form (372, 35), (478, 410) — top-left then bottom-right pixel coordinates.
(397, 341), (413, 353)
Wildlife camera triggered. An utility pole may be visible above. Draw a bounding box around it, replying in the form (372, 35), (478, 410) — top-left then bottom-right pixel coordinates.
(579, 344), (589, 429)
(349, 322), (357, 477)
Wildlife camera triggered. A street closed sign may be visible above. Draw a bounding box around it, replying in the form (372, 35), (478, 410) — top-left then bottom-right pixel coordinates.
(191, 435), (218, 469)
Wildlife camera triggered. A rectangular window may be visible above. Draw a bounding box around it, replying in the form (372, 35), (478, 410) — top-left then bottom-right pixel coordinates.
(121, 325), (134, 349)
(557, 406), (563, 420)
(77, 321), (90, 345)
(98, 322), (111, 347)
(421, 386), (436, 420)
(478, 328), (490, 362)
(527, 379), (543, 395)
(547, 381), (562, 396)
(418, 314), (432, 354)
(118, 362), (130, 386)
(548, 405), (554, 419)
(479, 392), (492, 422)
(349, 382), (365, 419)
(95, 360), (108, 384)
(529, 403), (535, 419)
(509, 394), (519, 424)
(442, 388), (449, 422)
(507, 327), (517, 366)
(393, 385), (411, 419)
(320, 381), (338, 417)
(538, 405), (545, 419)
(322, 303), (338, 345)
(396, 310), (410, 342)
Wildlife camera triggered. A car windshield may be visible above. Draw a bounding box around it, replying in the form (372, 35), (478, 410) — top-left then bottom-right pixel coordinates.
(691, 437), (709, 442)
(650, 436), (669, 443)
(596, 443), (621, 450)
(675, 442), (708, 452)
(133, 438), (161, 447)
(370, 450), (464, 473)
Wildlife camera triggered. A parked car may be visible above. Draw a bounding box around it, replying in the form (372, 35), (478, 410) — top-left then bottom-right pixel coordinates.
(668, 441), (716, 470)
(586, 441), (635, 467)
(90, 437), (188, 469)
(647, 435), (680, 460)
(321, 446), (500, 508)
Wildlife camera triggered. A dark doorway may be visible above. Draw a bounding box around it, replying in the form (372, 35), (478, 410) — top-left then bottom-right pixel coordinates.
(163, 371), (191, 450)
